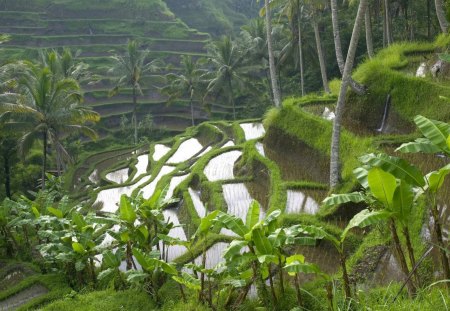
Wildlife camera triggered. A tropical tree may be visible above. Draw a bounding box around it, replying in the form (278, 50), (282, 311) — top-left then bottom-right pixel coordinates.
(304, 0), (331, 93)
(205, 36), (253, 120)
(0, 62), (99, 190)
(109, 40), (162, 144)
(262, 0), (282, 107)
(162, 55), (207, 126)
(330, 0), (369, 188)
(434, 0), (449, 33)
(330, 0), (366, 95)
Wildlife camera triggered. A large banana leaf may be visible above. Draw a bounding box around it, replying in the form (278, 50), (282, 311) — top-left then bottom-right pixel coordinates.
(102, 249), (122, 268)
(392, 180), (414, 225)
(246, 200), (260, 229)
(414, 115), (450, 153)
(367, 167), (397, 209)
(215, 212), (248, 237)
(301, 225), (340, 249)
(322, 192), (366, 208)
(426, 163), (450, 193)
(396, 138), (441, 154)
(360, 153), (425, 187)
(172, 272), (201, 290)
(252, 227), (273, 255)
(223, 240), (248, 260)
(119, 195), (136, 223)
(193, 210), (219, 238)
(341, 209), (391, 242)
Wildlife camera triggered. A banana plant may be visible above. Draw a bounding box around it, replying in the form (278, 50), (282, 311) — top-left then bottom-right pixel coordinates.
(128, 247), (178, 303)
(396, 115), (450, 284)
(98, 249), (126, 289)
(305, 206), (391, 299)
(213, 200), (282, 308)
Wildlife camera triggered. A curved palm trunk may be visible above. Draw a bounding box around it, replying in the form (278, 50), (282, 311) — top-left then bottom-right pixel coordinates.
(330, 0), (368, 188)
(265, 0), (282, 107)
(313, 21), (331, 94)
(297, 8), (305, 96)
(132, 85), (138, 144)
(41, 131), (47, 190)
(330, 0), (366, 95)
(435, 0), (449, 33)
(365, 9), (375, 58)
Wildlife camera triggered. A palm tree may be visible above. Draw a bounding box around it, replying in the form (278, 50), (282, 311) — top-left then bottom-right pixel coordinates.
(365, 3), (374, 58)
(304, 0), (330, 93)
(205, 36), (252, 120)
(330, 0), (369, 188)
(162, 56), (207, 126)
(268, 0), (306, 96)
(263, 0), (282, 107)
(0, 62), (99, 190)
(109, 40), (162, 144)
(330, 0), (366, 94)
(435, 0), (449, 33)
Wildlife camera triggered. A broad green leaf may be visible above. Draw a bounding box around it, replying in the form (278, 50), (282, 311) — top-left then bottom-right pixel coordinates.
(172, 272), (201, 290)
(72, 212), (86, 229)
(447, 135), (450, 150)
(120, 231), (130, 242)
(426, 163), (450, 193)
(252, 227), (273, 255)
(246, 200), (260, 229)
(284, 262), (321, 276)
(353, 166), (370, 189)
(257, 254), (278, 264)
(156, 260), (177, 275)
(119, 195), (136, 223)
(286, 254), (305, 265)
(102, 250), (121, 268)
(98, 268), (115, 281)
(392, 180), (414, 224)
(215, 212), (248, 237)
(301, 225), (340, 248)
(137, 226), (149, 241)
(31, 206), (40, 218)
(194, 210), (219, 237)
(341, 209), (391, 242)
(361, 153), (425, 187)
(47, 207), (63, 218)
(126, 271), (148, 284)
(396, 138), (442, 154)
(414, 115), (450, 153)
(367, 167), (397, 209)
(72, 242), (86, 254)
(322, 192), (366, 208)
(132, 248), (152, 270)
(223, 240), (248, 260)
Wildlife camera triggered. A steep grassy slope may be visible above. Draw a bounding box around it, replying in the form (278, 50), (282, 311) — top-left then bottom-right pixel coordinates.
(164, 0), (259, 36)
(0, 0), (241, 133)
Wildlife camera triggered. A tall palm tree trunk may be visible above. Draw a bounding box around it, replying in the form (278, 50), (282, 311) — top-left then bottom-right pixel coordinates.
(384, 0), (392, 45)
(435, 0), (449, 33)
(228, 79), (236, 120)
(365, 9), (375, 58)
(4, 154), (11, 198)
(313, 21), (331, 94)
(265, 0), (282, 107)
(132, 84), (138, 144)
(41, 131), (47, 190)
(330, 0), (366, 95)
(297, 8), (305, 96)
(330, 0), (368, 188)
(190, 89), (195, 126)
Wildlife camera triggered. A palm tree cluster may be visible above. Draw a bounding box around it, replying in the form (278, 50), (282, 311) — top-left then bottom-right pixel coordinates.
(0, 49), (99, 191)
